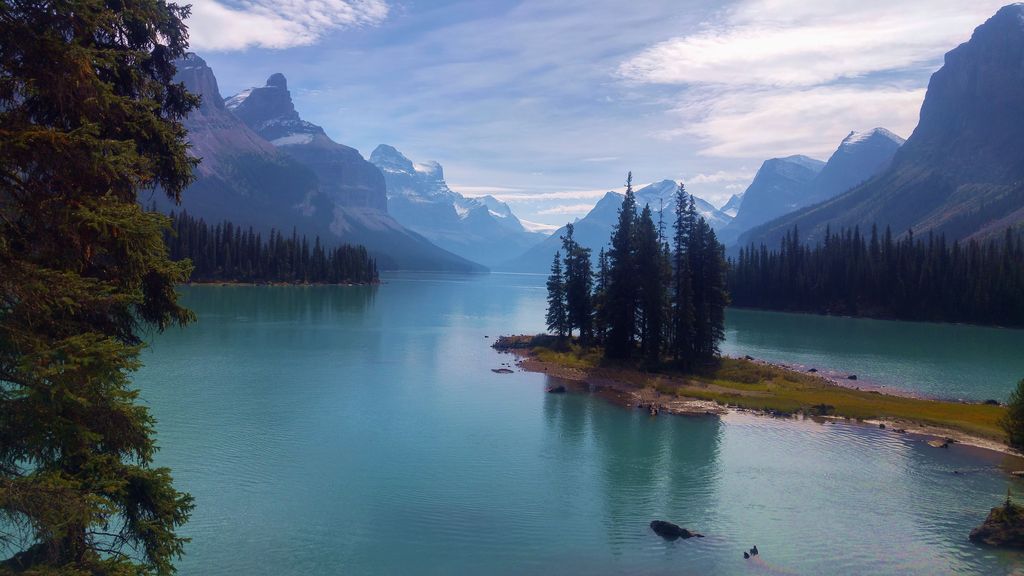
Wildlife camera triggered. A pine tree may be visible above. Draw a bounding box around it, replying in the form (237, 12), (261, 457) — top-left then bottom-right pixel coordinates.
(1, 1), (197, 573)
(546, 251), (569, 337)
(636, 205), (665, 365)
(605, 173), (639, 359)
(671, 183), (696, 363)
(561, 224), (593, 343)
(593, 248), (611, 344)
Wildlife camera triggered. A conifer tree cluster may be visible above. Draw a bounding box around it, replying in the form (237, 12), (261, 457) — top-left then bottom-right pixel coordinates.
(546, 175), (728, 366)
(165, 212), (378, 284)
(730, 226), (1024, 326)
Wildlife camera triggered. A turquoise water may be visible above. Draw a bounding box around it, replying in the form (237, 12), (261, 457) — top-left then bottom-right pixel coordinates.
(723, 308), (1024, 402)
(135, 273), (1024, 575)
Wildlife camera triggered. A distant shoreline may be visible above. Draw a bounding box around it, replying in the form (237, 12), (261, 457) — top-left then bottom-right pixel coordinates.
(493, 335), (1019, 459)
(181, 279), (380, 287)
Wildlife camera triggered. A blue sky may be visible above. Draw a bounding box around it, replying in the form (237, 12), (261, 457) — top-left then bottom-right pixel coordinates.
(188, 0), (1010, 227)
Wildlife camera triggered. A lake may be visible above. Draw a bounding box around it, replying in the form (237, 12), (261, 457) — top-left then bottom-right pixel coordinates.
(136, 272), (1024, 575)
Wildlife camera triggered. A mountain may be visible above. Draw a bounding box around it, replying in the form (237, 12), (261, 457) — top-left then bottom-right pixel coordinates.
(167, 61), (481, 272)
(807, 128), (905, 206)
(717, 155), (825, 245)
(152, 55), (331, 234)
(741, 5), (1024, 248)
(501, 179), (731, 272)
(721, 193), (744, 217)
(368, 145), (542, 267)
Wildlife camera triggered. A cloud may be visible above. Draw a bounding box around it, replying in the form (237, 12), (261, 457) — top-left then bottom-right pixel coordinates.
(616, 0), (1001, 159)
(685, 169), (757, 185)
(537, 203), (600, 216)
(463, 187), (619, 202)
(618, 0), (1005, 88)
(189, 0), (389, 51)
(671, 85), (923, 158)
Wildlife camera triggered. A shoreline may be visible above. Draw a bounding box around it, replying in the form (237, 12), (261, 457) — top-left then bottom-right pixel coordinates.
(182, 279), (380, 287)
(494, 336), (1021, 461)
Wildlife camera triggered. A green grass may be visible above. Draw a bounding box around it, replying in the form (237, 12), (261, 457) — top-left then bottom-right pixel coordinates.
(523, 342), (1007, 442)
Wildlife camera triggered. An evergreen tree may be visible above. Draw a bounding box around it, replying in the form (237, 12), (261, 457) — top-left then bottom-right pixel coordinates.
(636, 205), (666, 365)
(561, 224), (593, 343)
(546, 251), (569, 337)
(604, 173), (639, 359)
(593, 248), (611, 344)
(1002, 379), (1024, 452)
(671, 183), (696, 363)
(0, 2), (197, 573)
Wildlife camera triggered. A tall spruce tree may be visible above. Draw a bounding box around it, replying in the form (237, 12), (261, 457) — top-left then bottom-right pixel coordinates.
(546, 251), (569, 337)
(1, 2), (197, 573)
(605, 173), (639, 359)
(636, 205), (666, 365)
(593, 248), (611, 345)
(561, 224), (593, 343)
(671, 183), (696, 363)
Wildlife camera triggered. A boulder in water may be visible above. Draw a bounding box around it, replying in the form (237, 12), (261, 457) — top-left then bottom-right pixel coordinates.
(650, 520), (703, 541)
(546, 385), (566, 394)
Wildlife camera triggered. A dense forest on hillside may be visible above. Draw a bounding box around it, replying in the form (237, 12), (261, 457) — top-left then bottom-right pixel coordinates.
(165, 211), (378, 284)
(730, 226), (1024, 326)
(546, 176), (728, 367)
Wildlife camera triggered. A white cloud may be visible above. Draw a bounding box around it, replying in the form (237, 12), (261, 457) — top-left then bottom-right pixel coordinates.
(685, 169), (757, 185)
(616, 0), (998, 159)
(537, 203), (600, 216)
(189, 0), (389, 51)
(671, 85), (922, 158)
(618, 0), (1005, 88)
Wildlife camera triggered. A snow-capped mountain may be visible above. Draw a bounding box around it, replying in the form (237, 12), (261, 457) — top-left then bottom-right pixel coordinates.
(807, 128), (905, 206)
(501, 180), (732, 272)
(369, 144), (543, 267)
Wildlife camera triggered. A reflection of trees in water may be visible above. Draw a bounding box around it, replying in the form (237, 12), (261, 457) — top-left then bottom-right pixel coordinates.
(542, 389), (723, 553)
(181, 285), (378, 324)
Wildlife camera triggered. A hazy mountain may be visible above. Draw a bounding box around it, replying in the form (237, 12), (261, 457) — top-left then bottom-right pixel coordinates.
(721, 193), (744, 217)
(717, 155), (825, 245)
(741, 5), (1024, 248)
(369, 145), (542, 267)
(501, 179), (731, 272)
(167, 60), (481, 272)
(808, 128), (905, 206)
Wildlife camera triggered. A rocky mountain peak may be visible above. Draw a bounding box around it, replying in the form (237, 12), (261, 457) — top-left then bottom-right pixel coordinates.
(267, 73), (288, 90)
(370, 144), (415, 174)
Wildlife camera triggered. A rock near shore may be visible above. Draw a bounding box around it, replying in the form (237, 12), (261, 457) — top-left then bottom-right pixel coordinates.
(970, 503), (1024, 548)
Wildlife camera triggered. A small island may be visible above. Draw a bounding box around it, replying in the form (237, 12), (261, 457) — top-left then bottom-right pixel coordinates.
(493, 334), (1010, 452)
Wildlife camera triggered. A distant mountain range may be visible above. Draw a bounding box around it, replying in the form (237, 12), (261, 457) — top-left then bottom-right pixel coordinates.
(369, 145), (543, 267)
(501, 180), (731, 272)
(720, 128), (904, 245)
(162, 56), (483, 272)
(742, 4), (1024, 248)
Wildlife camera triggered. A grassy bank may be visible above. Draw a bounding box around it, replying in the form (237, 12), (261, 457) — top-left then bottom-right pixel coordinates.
(493, 335), (1009, 444)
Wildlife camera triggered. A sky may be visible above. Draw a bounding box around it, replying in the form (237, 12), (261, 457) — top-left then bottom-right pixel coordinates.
(187, 0), (1011, 227)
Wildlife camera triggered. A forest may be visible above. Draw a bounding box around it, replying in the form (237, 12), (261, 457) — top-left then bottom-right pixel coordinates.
(165, 211), (379, 285)
(729, 225), (1024, 327)
(546, 175), (728, 367)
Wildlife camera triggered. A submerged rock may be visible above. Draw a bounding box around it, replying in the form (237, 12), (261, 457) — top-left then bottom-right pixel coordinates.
(847, 374), (858, 380)
(970, 502), (1024, 548)
(546, 385), (566, 394)
(650, 520), (703, 541)
(492, 368), (514, 374)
